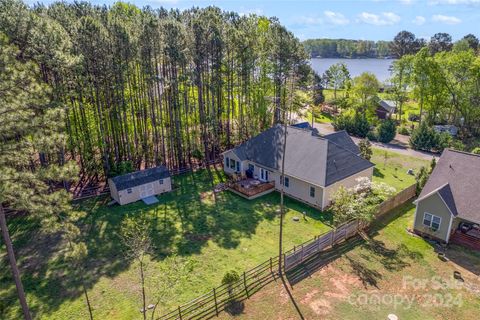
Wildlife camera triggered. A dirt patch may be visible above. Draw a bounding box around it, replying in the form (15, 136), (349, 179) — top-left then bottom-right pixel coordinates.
(200, 191), (215, 204)
(184, 232), (211, 242)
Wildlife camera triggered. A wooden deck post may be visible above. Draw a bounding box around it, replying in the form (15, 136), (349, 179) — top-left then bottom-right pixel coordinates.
(178, 306), (182, 320)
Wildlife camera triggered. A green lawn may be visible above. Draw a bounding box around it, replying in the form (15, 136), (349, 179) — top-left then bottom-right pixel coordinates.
(221, 204), (480, 320)
(0, 168), (331, 320)
(371, 148), (430, 191)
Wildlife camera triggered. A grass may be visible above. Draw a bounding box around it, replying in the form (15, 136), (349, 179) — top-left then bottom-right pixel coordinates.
(220, 204), (480, 319)
(370, 148), (430, 191)
(0, 167), (331, 320)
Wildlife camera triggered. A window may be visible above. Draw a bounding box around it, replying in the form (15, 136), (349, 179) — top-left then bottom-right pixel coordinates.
(230, 158), (235, 169)
(310, 186), (315, 198)
(236, 161), (240, 172)
(225, 157), (229, 167)
(127, 188), (132, 194)
(159, 179), (164, 185)
(284, 177), (290, 188)
(248, 164), (254, 172)
(423, 212), (441, 231)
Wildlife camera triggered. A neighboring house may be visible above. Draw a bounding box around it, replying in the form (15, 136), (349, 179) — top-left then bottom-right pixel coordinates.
(376, 100), (397, 119)
(222, 124), (374, 209)
(413, 149), (480, 249)
(108, 166), (172, 205)
(434, 125), (458, 137)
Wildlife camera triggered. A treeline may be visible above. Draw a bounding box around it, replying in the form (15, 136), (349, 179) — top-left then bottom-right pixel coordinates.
(302, 38), (392, 58)
(0, 0), (310, 177)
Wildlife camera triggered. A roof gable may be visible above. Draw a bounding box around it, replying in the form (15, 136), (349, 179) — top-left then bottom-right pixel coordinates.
(323, 131), (360, 155)
(418, 149), (480, 223)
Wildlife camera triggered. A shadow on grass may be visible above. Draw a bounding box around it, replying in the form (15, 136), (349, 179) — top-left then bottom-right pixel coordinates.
(1, 166), (330, 318)
(286, 236), (364, 286)
(373, 167), (384, 179)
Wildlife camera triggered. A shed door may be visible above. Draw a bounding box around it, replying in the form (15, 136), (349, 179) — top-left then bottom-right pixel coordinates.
(139, 183), (155, 198)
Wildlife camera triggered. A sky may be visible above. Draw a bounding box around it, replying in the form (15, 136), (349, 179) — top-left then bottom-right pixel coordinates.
(26, 0), (480, 41)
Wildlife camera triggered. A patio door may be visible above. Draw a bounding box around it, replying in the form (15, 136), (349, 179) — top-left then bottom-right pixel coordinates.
(260, 168), (269, 182)
(139, 183), (155, 198)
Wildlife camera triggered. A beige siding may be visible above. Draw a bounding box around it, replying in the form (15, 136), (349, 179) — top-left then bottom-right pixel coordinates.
(115, 177), (172, 205)
(322, 167), (374, 208)
(222, 151), (242, 175)
(413, 192), (453, 242)
(272, 172), (324, 209)
(108, 179), (119, 203)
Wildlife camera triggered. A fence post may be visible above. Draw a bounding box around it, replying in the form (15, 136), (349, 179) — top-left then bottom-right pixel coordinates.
(331, 229), (335, 247)
(243, 272), (249, 298)
(269, 257), (273, 273)
(178, 306), (182, 320)
(213, 288), (219, 316)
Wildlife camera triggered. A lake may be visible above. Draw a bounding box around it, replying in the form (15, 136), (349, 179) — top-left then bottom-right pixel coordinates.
(310, 58), (396, 83)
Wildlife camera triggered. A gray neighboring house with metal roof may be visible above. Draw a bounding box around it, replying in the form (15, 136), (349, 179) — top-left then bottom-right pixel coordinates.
(222, 124), (374, 209)
(413, 149), (480, 245)
(376, 100), (397, 119)
(108, 166), (172, 205)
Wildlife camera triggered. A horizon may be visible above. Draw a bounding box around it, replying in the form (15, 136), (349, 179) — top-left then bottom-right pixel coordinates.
(24, 0), (480, 41)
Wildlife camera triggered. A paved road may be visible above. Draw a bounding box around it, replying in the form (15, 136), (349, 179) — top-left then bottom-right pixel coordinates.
(311, 122), (438, 161)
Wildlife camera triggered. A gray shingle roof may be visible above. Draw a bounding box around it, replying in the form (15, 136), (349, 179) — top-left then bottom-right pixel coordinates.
(110, 166), (171, 191)
(323, 131), (360, 155)
(229, 125), (373, 187)
(418, 149), (480, 224)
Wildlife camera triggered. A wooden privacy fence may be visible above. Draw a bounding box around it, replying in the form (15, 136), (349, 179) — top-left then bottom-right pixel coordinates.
(284, 219), (361, 271)
(376, 183), (416, 217)
(157, 256), (280, 320)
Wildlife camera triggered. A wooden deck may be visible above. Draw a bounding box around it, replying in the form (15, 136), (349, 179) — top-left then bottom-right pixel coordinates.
(227, 179), (275, 200)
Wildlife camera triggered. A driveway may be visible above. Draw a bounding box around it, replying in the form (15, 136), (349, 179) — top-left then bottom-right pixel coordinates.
(310, 122), (438, 160)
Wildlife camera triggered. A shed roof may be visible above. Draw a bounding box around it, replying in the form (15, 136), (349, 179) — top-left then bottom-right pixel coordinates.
(378, 100), (397, 113)
(417, 149), (480, 224)
(110, 166), (170, 191)
(227, 125), (373, 187)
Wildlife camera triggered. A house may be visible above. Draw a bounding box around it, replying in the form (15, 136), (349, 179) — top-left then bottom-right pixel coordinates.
(434, 125), (458, 137)
(108, 166), (172, 205)
(376, 100), (397, 119)
(221, 124), (374, 209)
(413, 149), (480, 250)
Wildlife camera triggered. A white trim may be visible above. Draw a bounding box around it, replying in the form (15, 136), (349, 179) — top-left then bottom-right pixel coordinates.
(446, 216), (454, 243)
(414, 183), (449, 204)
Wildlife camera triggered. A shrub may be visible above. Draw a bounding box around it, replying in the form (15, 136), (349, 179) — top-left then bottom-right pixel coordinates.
(377, 119), (397, 143)
(332, 113), (352, 131)
(409, 122), (439, 151)
(448, 139), (465, 151)
(358, 139), (373, 161)
(332, 112), (371, 138)
(352, 113), (370, 138)
(398, 126), (410, 136)
(472, 147), (480, 154)
(366, 130), (377, 141)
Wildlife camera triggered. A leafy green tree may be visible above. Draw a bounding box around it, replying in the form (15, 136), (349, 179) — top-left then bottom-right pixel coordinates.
(462, 34), (479, 50)
(429, 33), (453, 55)
(120, 215), (152, 320)
(390, 31), (424, 58)
(324, 62), (350, 100)
(358, 139), (373, 161)
(377, 119), (397, 143)
(352, 72), (380, 115)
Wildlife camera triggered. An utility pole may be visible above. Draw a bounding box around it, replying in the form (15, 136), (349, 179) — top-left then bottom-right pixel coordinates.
(0, 205), (32, 320)
(278, 73), (295, 275)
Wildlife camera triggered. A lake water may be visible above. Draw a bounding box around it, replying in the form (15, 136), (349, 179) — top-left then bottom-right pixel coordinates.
(310, 58), (396, 83)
